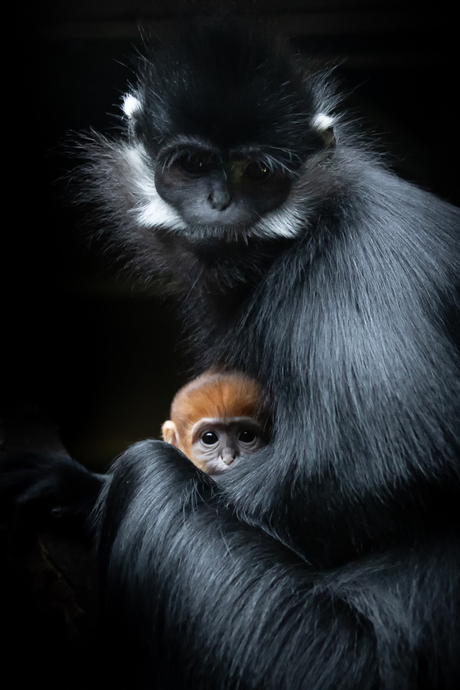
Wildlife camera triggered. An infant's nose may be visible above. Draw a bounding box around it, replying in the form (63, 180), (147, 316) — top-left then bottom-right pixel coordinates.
(221, 448), (238, 466)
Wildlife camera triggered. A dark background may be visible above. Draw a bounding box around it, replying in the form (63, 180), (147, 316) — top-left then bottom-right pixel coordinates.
(4, 1), (459, 471)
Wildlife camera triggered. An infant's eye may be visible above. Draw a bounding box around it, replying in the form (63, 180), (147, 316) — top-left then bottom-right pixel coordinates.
(238, 429), (256, 443)
(201, 431), (219, 445)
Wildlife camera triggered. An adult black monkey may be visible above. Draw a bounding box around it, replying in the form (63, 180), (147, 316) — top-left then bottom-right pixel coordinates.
(2, 19), (460, 689)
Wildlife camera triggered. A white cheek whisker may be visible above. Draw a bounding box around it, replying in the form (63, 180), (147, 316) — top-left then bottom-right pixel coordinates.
(122, 143), (187, 231)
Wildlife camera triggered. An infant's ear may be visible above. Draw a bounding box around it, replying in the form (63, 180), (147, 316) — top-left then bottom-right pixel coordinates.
(161, 420), (180, 447)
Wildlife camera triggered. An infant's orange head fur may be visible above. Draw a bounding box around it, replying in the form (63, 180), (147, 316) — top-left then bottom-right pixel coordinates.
(162, 370), (268, 460)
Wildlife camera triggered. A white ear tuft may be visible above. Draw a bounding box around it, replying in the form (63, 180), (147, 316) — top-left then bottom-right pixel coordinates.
(312, 113), (335, 132)
(122, 93), (141, 118)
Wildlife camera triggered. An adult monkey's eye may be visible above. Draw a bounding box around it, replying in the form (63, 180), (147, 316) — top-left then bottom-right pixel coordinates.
(179, 153), (210, 175)
(201, 430), (219, 445)
(244, 161), (272, 181)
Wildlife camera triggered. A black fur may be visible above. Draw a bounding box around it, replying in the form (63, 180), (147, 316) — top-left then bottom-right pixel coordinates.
(2, 20), (460, 689)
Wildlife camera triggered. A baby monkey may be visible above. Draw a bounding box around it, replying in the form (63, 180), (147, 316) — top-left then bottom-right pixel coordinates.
(162, 370), (269, 475)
